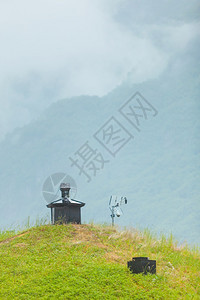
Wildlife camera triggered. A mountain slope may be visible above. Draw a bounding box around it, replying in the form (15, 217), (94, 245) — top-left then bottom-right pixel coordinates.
(0, 224), (199, 299)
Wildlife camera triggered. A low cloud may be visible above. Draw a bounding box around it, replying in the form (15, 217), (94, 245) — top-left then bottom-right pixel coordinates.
(0, 0), (199, 140)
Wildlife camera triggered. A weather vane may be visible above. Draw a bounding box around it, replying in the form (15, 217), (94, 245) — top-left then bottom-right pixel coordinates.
(109, 195), (127, 226)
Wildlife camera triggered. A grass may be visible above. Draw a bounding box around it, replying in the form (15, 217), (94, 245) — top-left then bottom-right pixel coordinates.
(0, 223), (199, 299)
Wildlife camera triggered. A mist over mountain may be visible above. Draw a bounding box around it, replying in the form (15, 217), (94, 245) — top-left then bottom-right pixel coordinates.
(0, 0), (199, 141)
(0, 54), (199, 245)
(0, 0), (199, 247)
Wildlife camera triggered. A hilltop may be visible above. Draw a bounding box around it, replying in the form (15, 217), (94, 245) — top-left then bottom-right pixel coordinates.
(0, 224), (199, 299)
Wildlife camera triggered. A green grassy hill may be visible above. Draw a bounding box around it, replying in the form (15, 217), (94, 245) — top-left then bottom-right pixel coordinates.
(0, 224), (199, 299)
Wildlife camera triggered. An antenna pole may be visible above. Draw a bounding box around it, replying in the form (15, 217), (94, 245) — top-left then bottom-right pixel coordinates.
(109, 195), (128, 226)
(111, 206), (115, 226)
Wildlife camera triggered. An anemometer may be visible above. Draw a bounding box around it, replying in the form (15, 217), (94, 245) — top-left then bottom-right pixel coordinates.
(109, 195), (127, 226)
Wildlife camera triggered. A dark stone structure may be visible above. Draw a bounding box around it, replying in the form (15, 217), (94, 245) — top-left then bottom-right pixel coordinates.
(47, 183), (85, 224)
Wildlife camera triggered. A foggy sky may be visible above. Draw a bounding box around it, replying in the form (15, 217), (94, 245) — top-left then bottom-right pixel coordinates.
(0, 0), (199, 140)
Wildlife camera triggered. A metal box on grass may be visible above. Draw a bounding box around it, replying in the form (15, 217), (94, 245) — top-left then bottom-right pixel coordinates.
(128, 257), (156, 275)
